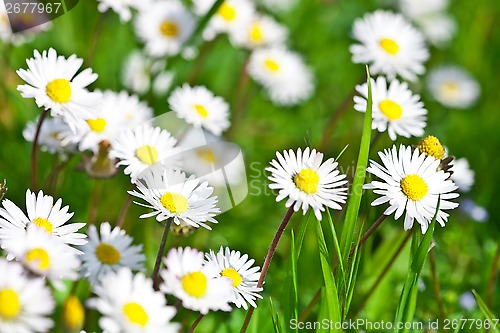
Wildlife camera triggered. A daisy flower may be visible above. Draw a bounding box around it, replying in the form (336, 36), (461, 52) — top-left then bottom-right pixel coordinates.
(88, 268), (179, 333)
(427, 66), (480, 108)
(129, 169), (220, 229)
(247, 47), (314, 106)
(230, 14), (288, 49)
(168, 84), (230, 136)
(364, 145), (459, 233)
(160, 247), (233, 314)
(16, 48), (101, 132)
(97, 0), (150, 22)
(0, 259), (55, 333)
(399, 0), (449, 19)
(62, 295), (85, 332)
(3, 224), (81, 281)
(122, 51), (154, 95)
(152, 71), (174, 96)
(450, 158), (475, 192)
(23, 116), (75, 157)
(349, 10), (429, 81)
(266, 147), (348, 220)
(0, 189), (87, 248)
(353, 76), (427, 141)
(416, 135), (446, 161)
(79, 222), (145, 286)
(205, 247), (263, 310)
(413, 13), (456, 47)
(110, 124), (179, 183)
(134, 1), (195, 57)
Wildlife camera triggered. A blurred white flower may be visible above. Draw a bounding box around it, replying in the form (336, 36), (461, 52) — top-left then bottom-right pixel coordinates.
(23, 116), (75, 157)
(230, 14), (288, 49)
(256, 0), (298, 13)
(460, 199), (488, 222)
(153, 71), (174, 96)
(399, 0), (449, 19)
(427, 66), (480, 109)
(122, 51), (153, 95)
(414, 13), (456, 47)
(450, 158), (475, 192)
(97, 0), (150, 22)
(458, 291), (477, 311)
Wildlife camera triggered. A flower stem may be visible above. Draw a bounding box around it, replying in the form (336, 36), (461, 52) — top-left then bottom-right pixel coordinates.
(429, 248), (446, 321)
(349, 213), (388, 257)
(152, 219), (173, 290)
(116, 193), (132, 228)
(31, 109), (49, 191)
(188, 314), (204, 333)
(240, 206), (295, 333)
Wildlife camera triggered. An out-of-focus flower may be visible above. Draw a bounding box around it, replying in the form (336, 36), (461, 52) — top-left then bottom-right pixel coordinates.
(354, 76), (427, 141)
(153, 71), (174, 96)
(399, 0), (449, 19)
(256, 0), (298, 13)
(450, 158), (474, 192)
(458, 291), (477, 311)
(97, 0), (150, 22)
(460, 199), (488, 222)
(63, 295), (85, 332)
(427, 66), (480, 109)
(350, 10), (429, 81)
(23, 116), (76, 158)
(230, 14), (288, 49)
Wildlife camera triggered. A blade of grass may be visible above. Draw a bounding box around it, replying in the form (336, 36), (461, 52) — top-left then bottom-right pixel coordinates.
(269, 297), (284, 333)
(472, 290), (500, 333)
(345, 220), (365, 317)
(326, 209), (346, 289)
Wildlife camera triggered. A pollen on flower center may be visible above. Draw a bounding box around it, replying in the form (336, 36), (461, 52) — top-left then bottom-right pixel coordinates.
(194, 104), (209, 118)
(46, 78), (72, 103)
(32, 217), (53, 234)
(96, 243), (121, 265)
(294, 168), (320, 194)
(264, 59), (280, 72)
(86, 118), (107, 133)
(160, 192), (189, 214)
(440, 81), (459, 98)
(249, 23), (263, 42)
(181, 271), (208, 297)
(379, 99), (403, 120)
(400, 174), (428, 201)
(0, 289), (21, 320)
(160, 20), (179, 37)
(135, 145), (159, 165)
(26, 248), (50, 270)
(196, 148), (215, 164)
(217, 3), (236, 21)
(63, 296), (85, 330)
(379, 38), (399, 55)
(123, 302), (149, 327)
(221, 267), (242, 287)
(417, 135), (445, 160)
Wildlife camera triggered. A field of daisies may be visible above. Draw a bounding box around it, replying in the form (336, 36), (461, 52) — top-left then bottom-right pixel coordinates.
(0, 0), (499, 332)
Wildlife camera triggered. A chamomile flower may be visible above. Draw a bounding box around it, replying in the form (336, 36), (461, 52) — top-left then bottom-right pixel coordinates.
(205, 247), (263, 310)
(417, 135), (447, 160)
(129, 169), (220, 229)
(79, 222), (145, 286)
(3, 224), (81, 280)
(122, 51), (153, 95)
(97, 0), (150, 22)
(266, 147), (348, 220)
(88, 268), (179, 333)
(353, 76), (427, 141)
(427, 66), (480, 108)
(0, 259), (55, 333)
(399, 0), (449, 19)
(168, 84), (230, 136)
(230, 14), (288, 49)
(412, 13), (456, 47)
(134, 1), (195, 57)
(16, 48), (101, 132)
(450, 158), (475, 192)
(248, 47), (314, 106)
(23, 116), (75, 157)
(110, 124), (179, 183)
(350, 10), (429, 81)
(160, 247), (233, 314)
(364, 145), (459, 233)
(0, 189), (87, 248)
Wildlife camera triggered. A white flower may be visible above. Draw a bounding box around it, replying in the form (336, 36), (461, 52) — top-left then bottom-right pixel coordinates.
(0, 259), (55, 333)
(79, 222), (145, 286)
(364, 145), (459, 233)
(88, 268), (179, 333)
(16, 48), (101, 132)
(353, 76), (427, 141)
(450, 158), (474, 193)
(414, 13), (456, 47)
(97, 0), (150, 22)
(248, 47), (314, 106)
(230, 14), (288, 49)
(193, 0), (255, 41)
(399, 0), (449, 19)
(110, 124), (179, 183)
(122, 51), (153, 95)
(160, 247), (233, 314)
(3, 224), (81, 281)
(460, 199), (488, 223)
(168, 84), (230, 136)
(153, 71), (174, 96)
(266, 147), (348, 220)
(349, 10), (429, 81)
(458, 291), (477, 311)
(427, 66), (480, 108)
(0, 189), (87, 249)
(129, 169), (220, 229)
(23, 116), (75, 156)
(134, 1), (195, 57)
(256, 0), (298, 13)
(205, 247), (262, 310)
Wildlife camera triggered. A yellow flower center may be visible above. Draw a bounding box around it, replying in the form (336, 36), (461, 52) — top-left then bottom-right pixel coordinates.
(160, 20), (179, 37)
(440, 81), (459, 99)
(294, 168), (320, 194)
(123, 302), (148, 327)
(26, 248), (50, 270)
(86, 118), (107, 132)
(63, 296), (85, 330)
(196, 148), (215, 164)
(379, 99), (403, 120)
(379, 38), (399, 55)
(46, 78), (72, 103)
(417, 135), (445, 160)
(249, 23), (263, 42)
(95, 243), (121, 265)
(264, 59), (280, 72)
(400, 174), (428, 201)
(135, 145), (159, 165)
(194, 104), (209, 118)
(221, 267), (242, 287)
(32, 217), (53, 234)
(181, 271), (208, 298)
(0, 289), (21, 320)
(160, 192), (188, 214)
(217, 2), (236, 21)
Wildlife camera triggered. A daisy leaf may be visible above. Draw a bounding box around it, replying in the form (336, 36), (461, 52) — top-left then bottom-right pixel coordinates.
(472, 290), (500, 333)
